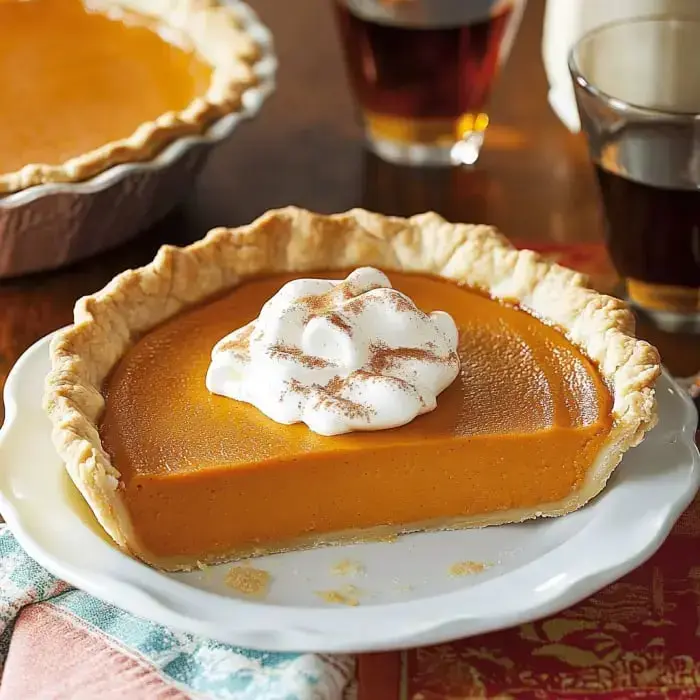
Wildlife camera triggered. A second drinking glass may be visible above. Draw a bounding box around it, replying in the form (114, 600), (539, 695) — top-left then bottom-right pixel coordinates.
(334, 0), (526, 167)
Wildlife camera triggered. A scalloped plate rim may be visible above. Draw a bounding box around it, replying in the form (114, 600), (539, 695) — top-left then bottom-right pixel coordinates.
(0, 332), (697, 653)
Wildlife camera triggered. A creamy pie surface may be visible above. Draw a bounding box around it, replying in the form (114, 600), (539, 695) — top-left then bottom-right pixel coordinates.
(100, 272), (613, 562)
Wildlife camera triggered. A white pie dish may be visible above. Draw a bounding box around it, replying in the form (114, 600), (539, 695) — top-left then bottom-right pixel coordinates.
(0, 333), (697, 653)
(0, 0), (276, 280)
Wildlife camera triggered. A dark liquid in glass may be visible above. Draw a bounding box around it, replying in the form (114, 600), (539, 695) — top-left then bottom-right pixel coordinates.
(333, 2), (513, 120)
(594, 123), (700, 291)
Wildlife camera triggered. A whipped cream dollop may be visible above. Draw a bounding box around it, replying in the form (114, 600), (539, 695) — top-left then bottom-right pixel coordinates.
(206, 267), (460, 436)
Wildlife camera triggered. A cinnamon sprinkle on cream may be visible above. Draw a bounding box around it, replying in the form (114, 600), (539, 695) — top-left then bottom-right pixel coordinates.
(269, 343), (331, 369)
(345, 297), (366, 315)
(217, 324), (254, 355)
(207, 267), (460, 435)
(286, 375), (376, 423)
(368, 342), (445, 373)
(314, 375), (375, 422)
(390, 292), (416, 313)
(298, 287), (343, 313)
(326, 312), (353, 335)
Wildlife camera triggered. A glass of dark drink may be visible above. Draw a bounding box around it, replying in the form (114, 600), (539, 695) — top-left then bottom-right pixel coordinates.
(333, 0), (526, 167)
(570, 17), (700, 333)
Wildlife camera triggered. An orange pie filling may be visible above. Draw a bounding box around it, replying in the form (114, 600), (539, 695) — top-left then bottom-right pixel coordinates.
(99, 271), (614, 564)
(0, 0), (212, 174)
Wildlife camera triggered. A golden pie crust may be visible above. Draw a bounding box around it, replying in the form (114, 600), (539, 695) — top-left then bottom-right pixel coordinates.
(0, 0), (260, 194)
(44, 207), (661, 570)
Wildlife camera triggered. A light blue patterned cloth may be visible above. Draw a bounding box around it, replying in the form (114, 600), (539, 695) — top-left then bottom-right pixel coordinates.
(0, 526), (355, 699)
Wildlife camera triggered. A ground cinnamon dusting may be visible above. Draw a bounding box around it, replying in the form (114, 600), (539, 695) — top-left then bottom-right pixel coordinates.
(340, 282), (358, 299)
(449, 561), (488, 577)
(345, 297), (366, 315)
(369, 342), (443, 373)
(269, 343), (330, 369)
(299, 287), (342, 313)
(217, 324), (254, 355)
(317, 374), (375, 421)
(389, 291), (415, 313)
(286, 374), (376, 422)
(225, 565), (272, 598)
(286, 378), (310, 396)
(326, 312), (353, 335)
(298, 276), (370, 319)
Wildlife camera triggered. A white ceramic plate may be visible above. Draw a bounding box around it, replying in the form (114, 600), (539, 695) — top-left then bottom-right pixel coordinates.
(1, 334), (698, 652)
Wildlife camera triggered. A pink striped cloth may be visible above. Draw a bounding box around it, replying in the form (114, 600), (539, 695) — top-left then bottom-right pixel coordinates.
(0, 527), (355, 699)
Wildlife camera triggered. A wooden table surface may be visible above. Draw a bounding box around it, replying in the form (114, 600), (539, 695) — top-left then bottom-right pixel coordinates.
(0, 0), (698, 427)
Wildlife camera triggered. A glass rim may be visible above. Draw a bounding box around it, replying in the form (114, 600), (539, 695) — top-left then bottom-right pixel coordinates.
(568, 14), (700, 121)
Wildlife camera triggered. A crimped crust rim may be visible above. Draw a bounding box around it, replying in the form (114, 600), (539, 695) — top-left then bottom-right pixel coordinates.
(0, 0), (262, 195)
(43, 207), (661, 570)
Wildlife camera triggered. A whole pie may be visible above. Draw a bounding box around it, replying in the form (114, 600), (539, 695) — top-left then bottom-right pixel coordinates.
(0, 0), (259, 194)
(44, 208), (661, 571)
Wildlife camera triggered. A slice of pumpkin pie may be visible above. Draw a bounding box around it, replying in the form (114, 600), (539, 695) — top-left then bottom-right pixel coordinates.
(44, 207), (660, 570)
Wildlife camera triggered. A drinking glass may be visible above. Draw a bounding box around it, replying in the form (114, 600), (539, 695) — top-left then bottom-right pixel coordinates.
(333, 0), (526, 167)
(570, 17), (700, 333)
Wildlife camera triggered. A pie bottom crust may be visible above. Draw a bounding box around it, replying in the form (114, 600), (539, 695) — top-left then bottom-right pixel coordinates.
(44, 207), (661, 571)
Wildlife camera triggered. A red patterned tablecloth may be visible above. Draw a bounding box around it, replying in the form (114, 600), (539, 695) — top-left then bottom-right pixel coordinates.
(357, 243), (700, 699)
